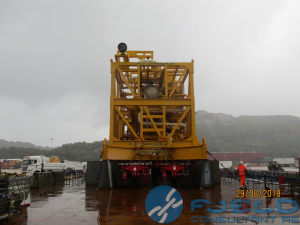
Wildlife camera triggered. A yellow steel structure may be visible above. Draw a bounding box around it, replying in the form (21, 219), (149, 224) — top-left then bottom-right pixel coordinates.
(102, 49), (208, 161)
(49, 157), (60, 163)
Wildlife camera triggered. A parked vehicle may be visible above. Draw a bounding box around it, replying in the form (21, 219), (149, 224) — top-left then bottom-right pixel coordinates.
(0, 159), (23, 169)
(62, 160), (85, 175)
(273, 158), (294, 167)
(294, 156), (300, 168)
(9, 160), (22, 169)
(49, 156), (60, 163)
(22, 156), (66, 175)
(1, 161), (10, 169)
(268, 161), (284, 171)
(244, 163), (251, 170)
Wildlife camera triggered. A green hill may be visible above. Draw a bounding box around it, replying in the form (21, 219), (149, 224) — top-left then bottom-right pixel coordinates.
(196, 111), (300, 157)
(0, 141), (103, 162)
(0, 139), (51, 150)
(1, 111), (300, 160)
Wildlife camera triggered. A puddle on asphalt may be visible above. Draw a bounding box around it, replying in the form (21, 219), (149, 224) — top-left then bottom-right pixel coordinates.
(4, 177), (300, 225)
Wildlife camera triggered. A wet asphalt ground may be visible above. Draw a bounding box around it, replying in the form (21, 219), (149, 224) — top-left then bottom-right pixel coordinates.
(4, 177), (300, 225)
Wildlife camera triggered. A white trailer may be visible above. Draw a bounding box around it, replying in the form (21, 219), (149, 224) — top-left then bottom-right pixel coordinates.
(295, 160), (299, 168)
(63, 160), (85, 174)
(22, 155), (66, 175)
(82, 162), (87, 173)
(273, 158), (294, 166)
(219, 161), (233, 168)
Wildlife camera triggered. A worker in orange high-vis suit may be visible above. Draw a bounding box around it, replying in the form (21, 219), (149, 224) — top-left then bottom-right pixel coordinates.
(237, 161), (248, 189)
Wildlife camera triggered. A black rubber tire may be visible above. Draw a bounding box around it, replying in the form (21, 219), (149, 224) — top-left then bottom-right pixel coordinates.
(99, 161), (110, 189)
(138, 178), (144, 188)
(157, 177), (163, 186)
(186, 176), (192, 187)
(176, 177), (183, 188)
(189, 161), (195, 187)
(111, 161), (118, 188)
(117, 167), (123, 188)
(147, 176), (152, 188)
(126, 175), (132, 188)
(166, 177), (172, 186)
(193, 160), (204, 187)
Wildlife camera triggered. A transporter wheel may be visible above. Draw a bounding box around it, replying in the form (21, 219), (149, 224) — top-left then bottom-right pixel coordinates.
(110, 161), (118, 188)
(157, 175), (172, 186)
(157, 177), (163, 186)
(126, 175), (132, 188)
(147, 176), (152, 188)
(166, 177), (172, 186)
(117, 167), (123, 188)
(99, 161), (111, 189)
(186, 177), (192, 187)
(137, 178), (143, 188)
(194, 160), (204, 187)
(176, 177), (183, 188)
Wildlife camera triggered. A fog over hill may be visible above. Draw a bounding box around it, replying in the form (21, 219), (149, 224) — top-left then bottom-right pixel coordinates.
(1, 111), (300, 160)
(0, 139), (51, 150)
(196, 111), (300, 158)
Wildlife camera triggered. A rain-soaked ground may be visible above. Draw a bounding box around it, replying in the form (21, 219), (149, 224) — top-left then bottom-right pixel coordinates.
(4, 177), (300, 225)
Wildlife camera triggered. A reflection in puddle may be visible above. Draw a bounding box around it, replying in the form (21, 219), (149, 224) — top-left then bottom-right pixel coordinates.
(5, 177), (300, 225)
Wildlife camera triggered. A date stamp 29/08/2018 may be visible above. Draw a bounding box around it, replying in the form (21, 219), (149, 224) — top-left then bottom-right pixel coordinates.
(236, 189), (281, 198)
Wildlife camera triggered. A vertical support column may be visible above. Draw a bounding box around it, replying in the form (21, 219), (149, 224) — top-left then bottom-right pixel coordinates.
(164, 66), (168, 97)
(162, 106), (166, 137)
(118, 119), (123, 139)
(110, 64), (116, 146)
(140, 107), (144, 140)
(133, 77), (136, 94)
(138, 65), (141, 97)
(117, 83), (120, 98)
(188, 61), (198, 145)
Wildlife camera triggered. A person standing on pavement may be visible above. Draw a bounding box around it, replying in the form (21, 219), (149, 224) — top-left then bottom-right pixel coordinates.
(237, 161), (248, 189)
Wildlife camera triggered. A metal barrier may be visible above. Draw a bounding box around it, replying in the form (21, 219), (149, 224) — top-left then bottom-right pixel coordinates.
(220, 169), (300, 194)
(220, 169), (299, 183)
(64, 174), (84, 185)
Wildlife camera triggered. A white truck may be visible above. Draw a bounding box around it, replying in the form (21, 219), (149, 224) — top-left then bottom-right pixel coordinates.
(63, 160), (85, 175)
(273, 158), (295, 167)
(22, 155), (66, 175)
(295, 156), (300, 168)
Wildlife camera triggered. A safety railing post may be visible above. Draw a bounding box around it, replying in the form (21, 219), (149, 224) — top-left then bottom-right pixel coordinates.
(252, 170), (254, 189)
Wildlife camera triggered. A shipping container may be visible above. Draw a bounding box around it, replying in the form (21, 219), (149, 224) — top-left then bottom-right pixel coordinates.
(1, 162), (10, 169)
(273, 158), (294, 165)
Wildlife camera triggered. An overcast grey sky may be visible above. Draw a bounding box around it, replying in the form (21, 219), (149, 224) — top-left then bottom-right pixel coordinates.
(1, 0), (300, 147)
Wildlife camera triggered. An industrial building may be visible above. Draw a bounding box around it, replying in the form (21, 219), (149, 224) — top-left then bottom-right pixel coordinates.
(207, 152), (266, 164)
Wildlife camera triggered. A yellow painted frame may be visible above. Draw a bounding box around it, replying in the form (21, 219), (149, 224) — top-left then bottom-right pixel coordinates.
(102, 50), (207, 160)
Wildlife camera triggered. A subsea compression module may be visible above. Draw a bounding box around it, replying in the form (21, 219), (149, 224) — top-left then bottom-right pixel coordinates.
(98, 43), (218, 188)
